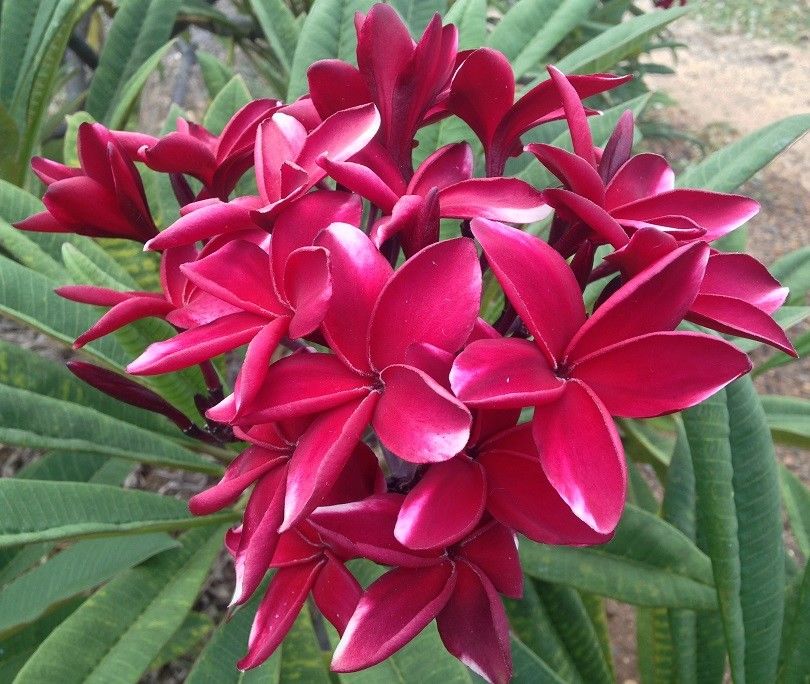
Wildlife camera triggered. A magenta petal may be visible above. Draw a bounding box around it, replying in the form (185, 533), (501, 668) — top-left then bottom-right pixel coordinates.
(395, 455), (486, 550)
(145, 198), (260, 250)
(547, 65), (596, 167)
(410, 142), (474, 195)
(237, 560), (324, 670)
(314, 222), (393, 373)
(525, 143), (605, 204)
(255, 113), (307, 202)
(317, 157), (399, 213)
(439, 177), (550, 223)
(72, 296), (174, 348)
(368, 194), (423, 248)
(437, 561), (512, 684)
(701, 252), (788, 313)
(369, 238), (481, 369)
(532, 380), (626, 534)
(567, 241), (709, 361)
(331, 562), (456, 673)
(307, 59), (372, 119)
(231, 352), (369, 424)
(181, 240), (285, 316)
(310, 494), (440, 568)
(312, 555), (363, 634)
(480, 447), (612, 545)
(542, 188), (629, 249)
(232, 317), (290, 412)
(127, 312), (267, 375)
(688, 294), (795, 356)
(375, 364), (472, 464)
(232, 466), (288, 606)
(189, 447), (284, 515)
(604, 153), (675, 208)
(457, 522), (522, 599)
(572, 331), (752, 417)
(284, 246), (332, 338)
(470, 218), (584, 362)
(281, 393), (379, 530)
(450, 338), (564, 408)
(404, 342), (454, 389)
(140, 132), (217, 182)
(295, 103), (381, 184)
(611, 189), (760, 241)
(448, 48), (514, 150)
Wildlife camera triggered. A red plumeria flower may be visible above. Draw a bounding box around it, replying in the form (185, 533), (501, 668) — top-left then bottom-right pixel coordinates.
(528, 67), (760, 258)
(16, 123), (158, 242)
(135, 99), (280, 202)
(451, 219), (751, 535)
(314, 495), (521, 684)
(320, 141), (549, 256)
(127, 192), (360, 407)
(446, 50), (630, 176)
(605, 227), (796, 355)
(207, 229), (480, 529)
(144, 103), (380, 251)
(308, 4), (457, 176)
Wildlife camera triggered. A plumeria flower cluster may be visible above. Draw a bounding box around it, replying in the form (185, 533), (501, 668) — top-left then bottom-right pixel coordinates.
(16, 5), (793, 682)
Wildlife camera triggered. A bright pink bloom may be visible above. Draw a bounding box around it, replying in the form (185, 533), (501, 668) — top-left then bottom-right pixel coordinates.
(16, 123), (157, 241)
(451, 219), (751, 534)
(447, 50), (630, 176)
(136, 99), (280, 201)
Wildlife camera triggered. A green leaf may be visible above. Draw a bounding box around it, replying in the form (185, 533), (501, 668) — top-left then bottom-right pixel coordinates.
(771, 246), (810, 306)
(106, 39), (178, 130)
(0, 253), (131, 369)
(150, 611), (214, 672)
(780, 465), (810, 558)
(504, 580), (583, 683)
(0, 219), (66, 280)
(510, 634), (567, 683)
(279, 608), (331, 683)
(0, 480), (234, 548)
(677, 114), (810, 192)
(203, 75), (252, 134)
(521, 504), (716, 609)
(488, 0), (596, 79)
(196, 50), (235, 99)
(636, 606), (675, 684)
(187, 581), (282, 683)
(550, 5), (690, 75)
(86, 0), (182, 124)
(62, 111), (95, 166)
(0, 533), (178, 638)
(0, 384), (220, 473)
(778, 564), (810, 683)
(518, 93), (650, 185)
(755, 329), (810, 376)
(534, 580), (613, 683)
(443, 0), (486, 51)
(287, 0), (376, 101)
(761, 395), (810, 449)
(249, 0), (300, 78)
(15, 450), (132, 486)
(0, 102), (20, 179)
(13, 527), (223, 684)
(388, 0), (445, 36)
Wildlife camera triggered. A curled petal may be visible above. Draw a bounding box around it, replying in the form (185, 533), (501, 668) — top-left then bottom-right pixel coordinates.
(604, 153), (675, 209)
(255, 113), (307, 203)
(572, 331), (752, 417)
(375, 364), (472, 464)
(409, 142), (474, 195)
(471, 218), (584, 363)
(437, 561), (512, 684)
(701, 252), (788, 314)
(72, 296), (174, 348)
(331, 562), (456, 673)
(532, 379), (626, 535)
(369, 237), (481, 369)
(308, 59), (372, 119)
(542, 188), (629, 249)
(313, 555), (363, 634)
(457, 521), (522, 599)
(317, 157), (399, 213)
(145, 198), (261, 250)
(547, 65), (596, 166)
(525, 143), (605, 204)
(395, 455), (486, 550)
(231, 317), (290, 413)
(450, 338), (564, 408)
(284, 246), (332, 338)
(439, 178), (550, 224)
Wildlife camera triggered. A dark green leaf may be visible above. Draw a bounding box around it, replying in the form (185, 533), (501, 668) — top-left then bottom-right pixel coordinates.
(761, 395), (810, 449)
(388, 0), (445, 36)
(443, 0), (486, 51)
(780, 464), (810, 559)
(203, 75), (252, 134)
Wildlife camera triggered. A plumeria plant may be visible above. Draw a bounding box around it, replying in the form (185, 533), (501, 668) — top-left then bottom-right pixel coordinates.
(0, 1), (809, 683)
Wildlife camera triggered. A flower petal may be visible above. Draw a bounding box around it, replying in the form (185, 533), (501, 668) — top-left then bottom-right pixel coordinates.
(237, 559), (324, 670)
(369, 237), (481, 369)
(572, 331), (752, 417)
(313, 555), (363, 634)
(71, 295), (174, 348)
(409, 142), (473, 195)
(375, 364), (472, 464)
(315, 222), (393, 373)
(701, 252), (788, 314)
(470, 218), (585, 362)
(450, 338), (564, 408)
(439, 178), (550, 223)
(331, 562), (456, 672)
(284, 246), (332, 338)
(542, 188), (629, 249)
(231, 317), (290, 413)
(317, 157), (399, 213)
(127, 312), (267, 375)
(395, 455), (486, 550)
(525, 143), (605, 203)
(307, 59), (372, 119)
(281, 393), (379, 531)
(457, 521), (522, 599)
(604, 153), (675, 209)
(437, 561), (512, 684)
(532, 379), (626, 534)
